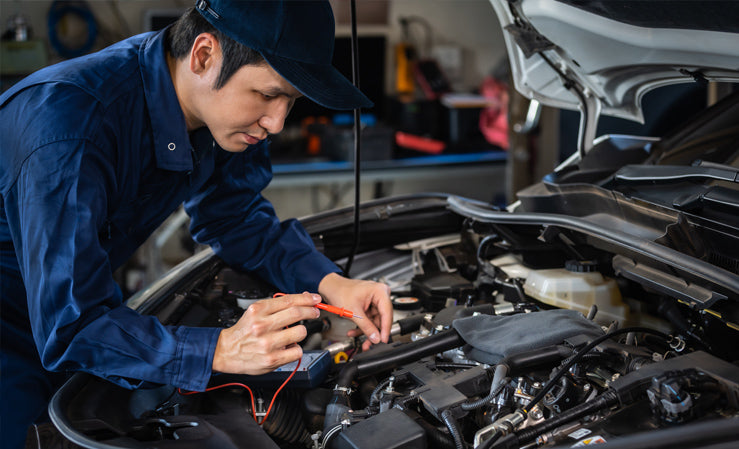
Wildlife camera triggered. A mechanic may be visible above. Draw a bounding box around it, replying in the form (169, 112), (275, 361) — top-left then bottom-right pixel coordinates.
(0, 1), (392, 448)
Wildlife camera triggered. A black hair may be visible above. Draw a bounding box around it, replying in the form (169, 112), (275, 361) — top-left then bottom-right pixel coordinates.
(165, 8), (265, 89)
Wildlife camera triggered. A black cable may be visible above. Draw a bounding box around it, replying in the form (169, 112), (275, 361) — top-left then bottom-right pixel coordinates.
(326, 329), (465, 429)
(368, 377), (393, 407)
(321, 423), (344, 448)
(441, 409), (465, 449)
(343, 0), (362, 276)
(523, 327), (671, 414)
(477, 431), (502, 449)
(411, 413), (456, 449)
(515, 390), (620, 446)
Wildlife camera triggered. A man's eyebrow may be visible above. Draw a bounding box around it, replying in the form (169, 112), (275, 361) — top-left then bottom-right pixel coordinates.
(263, 86), (302, 99)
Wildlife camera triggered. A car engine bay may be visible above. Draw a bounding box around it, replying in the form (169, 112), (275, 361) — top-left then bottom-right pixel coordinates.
(51, 186), (739, 448)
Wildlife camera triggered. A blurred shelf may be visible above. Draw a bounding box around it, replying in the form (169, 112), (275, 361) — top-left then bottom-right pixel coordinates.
(270, 151), (507, 187)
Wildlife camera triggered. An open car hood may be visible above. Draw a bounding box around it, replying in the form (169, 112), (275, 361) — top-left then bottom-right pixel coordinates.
(489, 0), (739, 123)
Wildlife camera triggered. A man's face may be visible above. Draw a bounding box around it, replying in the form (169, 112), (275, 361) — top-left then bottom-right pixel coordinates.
(195, 62), (302, 153)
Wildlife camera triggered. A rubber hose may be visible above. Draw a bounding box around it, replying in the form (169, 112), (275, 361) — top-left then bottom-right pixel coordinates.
(303, 317), (330, 336)
(461, 364), (507, 411)
(408, 411), (456, 449)
(368, 377), (393, 407)
(260, 390), (309, 444)
(326, 329), (464, 430)
(355, 329), (465, 379)
(398, 313), (426, 335)
(441, 409), (465, 449)
(477, 431), (502, 449)
(515, 390), (619, 446)
(333, 329), (465, 397)
(435, 363), (478, 370)
(545, 417), (739, 449)
(524, 328), (669, 413)
(461, 346), (573, 412)
(504, 345), (574, 373)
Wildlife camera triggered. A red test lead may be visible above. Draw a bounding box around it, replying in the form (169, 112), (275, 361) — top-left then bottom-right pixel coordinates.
(272, 293), (362, 319)
(316, 302), (363, 319)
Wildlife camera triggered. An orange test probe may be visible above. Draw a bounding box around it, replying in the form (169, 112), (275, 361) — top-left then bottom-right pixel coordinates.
(316, 302), (363, 319)
(273, 293), (362, 319)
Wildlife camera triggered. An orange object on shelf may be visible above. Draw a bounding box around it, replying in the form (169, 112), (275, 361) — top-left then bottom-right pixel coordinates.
(395, 131), (446, 154)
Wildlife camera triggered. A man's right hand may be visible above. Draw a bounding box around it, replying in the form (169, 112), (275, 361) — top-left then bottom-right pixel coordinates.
(211, 292), (321, 375)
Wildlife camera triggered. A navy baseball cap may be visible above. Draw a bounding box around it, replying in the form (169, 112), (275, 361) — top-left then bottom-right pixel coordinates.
(194, 0), (373, 110)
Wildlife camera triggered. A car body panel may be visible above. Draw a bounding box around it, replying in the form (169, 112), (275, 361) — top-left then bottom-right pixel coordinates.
(490, 0), (739, 122)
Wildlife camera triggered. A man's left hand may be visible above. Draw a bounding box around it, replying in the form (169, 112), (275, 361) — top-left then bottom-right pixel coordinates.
(317, 272), (392, 351)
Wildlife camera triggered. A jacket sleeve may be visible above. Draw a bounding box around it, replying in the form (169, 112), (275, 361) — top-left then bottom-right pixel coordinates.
(184, 141), (340, 293)
(4, 140), (219, 391)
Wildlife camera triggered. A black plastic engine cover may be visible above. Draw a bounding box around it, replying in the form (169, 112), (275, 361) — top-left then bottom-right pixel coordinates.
(332, 408), (426, 449)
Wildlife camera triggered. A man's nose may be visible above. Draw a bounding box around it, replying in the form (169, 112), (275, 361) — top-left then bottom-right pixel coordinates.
(259, 99), (291, 135)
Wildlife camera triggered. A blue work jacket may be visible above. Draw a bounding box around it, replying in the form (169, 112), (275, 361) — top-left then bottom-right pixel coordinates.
(0, 29), (339, 448)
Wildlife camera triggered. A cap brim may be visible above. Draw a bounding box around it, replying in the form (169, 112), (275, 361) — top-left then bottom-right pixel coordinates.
(262, 52), (373, 111)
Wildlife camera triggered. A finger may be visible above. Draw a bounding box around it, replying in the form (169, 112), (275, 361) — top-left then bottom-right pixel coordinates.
(268, 303), (321, 329)
(259, 344), (304, 373)
(375, 293), (394, 343)
(268, 325), (309, 350)
(361, 337), (373, 352)
(258, 292), (321, 315)
(238, 293), (319, 327)
(352, 314), (381, 345)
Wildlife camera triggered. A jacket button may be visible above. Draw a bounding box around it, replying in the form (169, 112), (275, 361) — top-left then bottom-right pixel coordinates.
(168, 143), (176, 151)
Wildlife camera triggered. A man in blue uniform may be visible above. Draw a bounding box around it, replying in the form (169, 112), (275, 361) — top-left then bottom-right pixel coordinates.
(0, 1), (392, 447)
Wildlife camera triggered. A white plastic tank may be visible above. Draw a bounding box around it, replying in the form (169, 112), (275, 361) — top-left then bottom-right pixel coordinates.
(523, 260), (626, 326)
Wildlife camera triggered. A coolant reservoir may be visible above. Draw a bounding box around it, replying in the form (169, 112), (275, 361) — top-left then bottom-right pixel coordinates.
(523, 260), (626, 326)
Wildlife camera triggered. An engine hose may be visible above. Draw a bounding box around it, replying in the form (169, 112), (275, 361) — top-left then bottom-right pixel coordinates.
(406, 410), (456, 449)
(504, 345), (575, 373)
(523, 327), (670, 414)
(441, 409), (465, 449)
(549, 417), (739, 449)
(256, 390), (310, 444)
(394, 393), (420, 410)
(477, 432), (502, 449)
(560, 351), (608, 366)
(519, 389), (619, 443)
(461, 364), (508, 411)
(435, 363), (478, 370)
(397, 313), (426, 335)
(355, 329), (465, 378)
(490, 390), (620, 449)
(368, 377), (393, 407)
(461, 345), (574, 411)
(321, 423), (344, 448)
(326, 329), (465, 431)
(303, 317), (331, 336)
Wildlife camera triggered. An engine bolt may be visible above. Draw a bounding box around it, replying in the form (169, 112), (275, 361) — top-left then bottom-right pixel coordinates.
(530, 407), (544, 420)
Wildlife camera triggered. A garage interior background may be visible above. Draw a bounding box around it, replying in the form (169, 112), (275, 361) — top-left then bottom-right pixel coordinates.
(1, 0), (517, 211)
(1, 0), (716, 292)
(1, 0), (523, 286)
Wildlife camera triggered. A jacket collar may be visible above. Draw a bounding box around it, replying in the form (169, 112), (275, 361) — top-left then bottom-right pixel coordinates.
(139, 29), (193, 172)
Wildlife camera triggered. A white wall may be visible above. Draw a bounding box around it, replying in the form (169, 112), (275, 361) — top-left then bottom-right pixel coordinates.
(387, 0), (506, 92)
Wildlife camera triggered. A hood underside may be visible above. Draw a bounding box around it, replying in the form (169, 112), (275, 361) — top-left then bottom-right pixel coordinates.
(489, 0), (739, 123)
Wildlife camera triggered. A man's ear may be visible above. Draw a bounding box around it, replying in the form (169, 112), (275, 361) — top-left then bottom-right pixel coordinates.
(189, 32), (220, 76)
